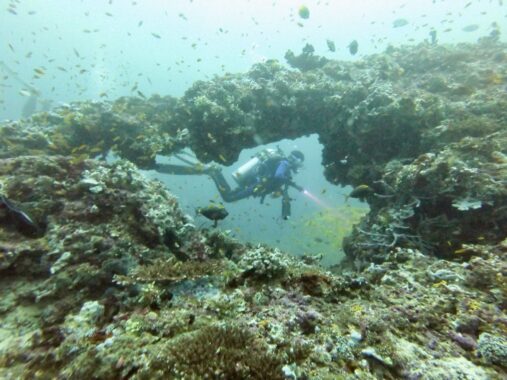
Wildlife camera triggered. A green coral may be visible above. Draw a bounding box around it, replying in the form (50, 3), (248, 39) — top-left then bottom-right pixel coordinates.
(477, 333), (507, 367)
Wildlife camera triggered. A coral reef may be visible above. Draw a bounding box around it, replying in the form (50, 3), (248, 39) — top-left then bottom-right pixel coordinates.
(0, 39), (506, 378)
(2, 40), (505, 263)
(0, 97), (185, 168)
(0, 155), (504, 378)
(238, 245), (290, 279)
(477, 333), (507, 367)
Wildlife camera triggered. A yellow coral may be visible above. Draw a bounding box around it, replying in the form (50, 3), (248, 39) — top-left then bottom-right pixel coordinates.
(486, 72), (505, 85)
(432, 280), (447, 288)
(63, 112), (76, 127)
(350, 304), (364, 314)
(49, 132), (71, 152)
(258, 320), (270, 329)
(467, 299), (481, 312)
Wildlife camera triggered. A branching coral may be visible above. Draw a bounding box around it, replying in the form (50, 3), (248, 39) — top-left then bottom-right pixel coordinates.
(345, 198), (433, 265)
(115, 257), (224, 285)
(137, 324), (286, 379)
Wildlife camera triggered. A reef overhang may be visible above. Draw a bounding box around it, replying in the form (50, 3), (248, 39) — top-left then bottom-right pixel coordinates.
(1, 39), (506, 263)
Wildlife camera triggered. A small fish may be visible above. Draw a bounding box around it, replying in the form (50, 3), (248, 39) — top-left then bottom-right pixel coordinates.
(348, 184), (374, 200)
(348, 40), (358, 55)
(207, 132), (216, 142)
(178, 12), (187, 20)
(71, 144), (88, 153)
(326, 39), (336, 52)
(34, 67), (45, 76)
(19, 89), (32, 97)
(90, 147), (103, 154)
(138, 20), (143, 27)
(151, 33), (161, 39)
(298, 5), (310, 19)
(136, 90), (146, 98)
(196, 203), (229, 227)
(393, 18), (409, 28)
(0, 195), (39, 236)
(105, 12), (113, 17)
(462, 24), (479, 32)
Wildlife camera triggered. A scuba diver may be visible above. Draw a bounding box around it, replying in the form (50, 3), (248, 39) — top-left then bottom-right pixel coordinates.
(0, 60), (52, 118)
(155, 148), (305, 220)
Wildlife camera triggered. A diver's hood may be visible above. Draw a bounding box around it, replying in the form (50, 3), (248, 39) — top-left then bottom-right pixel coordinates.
(288, 150), (305, 171)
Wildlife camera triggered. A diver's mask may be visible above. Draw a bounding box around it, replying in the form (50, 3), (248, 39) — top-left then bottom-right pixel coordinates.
(288, 150), (305, 172)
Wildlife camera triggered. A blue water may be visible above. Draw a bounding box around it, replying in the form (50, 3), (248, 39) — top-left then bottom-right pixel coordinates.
(1, 0), (505, 119)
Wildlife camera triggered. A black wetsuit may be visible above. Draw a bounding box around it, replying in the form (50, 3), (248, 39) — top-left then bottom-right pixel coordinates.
(156, 157), (300, 218)
(157, 158), (291, 199)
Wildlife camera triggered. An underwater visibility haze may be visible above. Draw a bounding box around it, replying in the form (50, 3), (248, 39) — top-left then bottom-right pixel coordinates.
(0, 0), (507, 379)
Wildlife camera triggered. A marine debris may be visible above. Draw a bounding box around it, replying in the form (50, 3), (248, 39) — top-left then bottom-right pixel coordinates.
(0, 39), (506, 378)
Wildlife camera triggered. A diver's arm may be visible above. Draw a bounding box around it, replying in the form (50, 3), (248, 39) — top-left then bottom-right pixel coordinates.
(288, 181), (304, 192)
(274, 160), (290, 180)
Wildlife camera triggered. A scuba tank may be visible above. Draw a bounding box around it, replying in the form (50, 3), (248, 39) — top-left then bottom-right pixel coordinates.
(232, 148), (283, 186)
